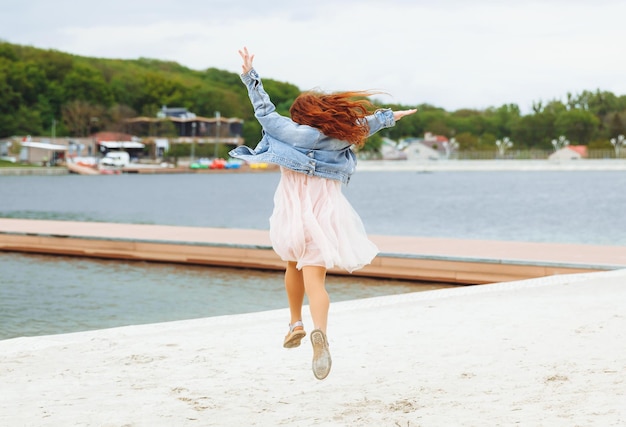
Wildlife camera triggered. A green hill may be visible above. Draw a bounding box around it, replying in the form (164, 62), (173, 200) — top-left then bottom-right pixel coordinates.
(2, 41), (626, 153)
(0, 41), (301, 146)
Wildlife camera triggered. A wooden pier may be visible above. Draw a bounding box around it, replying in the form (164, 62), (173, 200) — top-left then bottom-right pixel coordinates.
(1, 218), (625, 284)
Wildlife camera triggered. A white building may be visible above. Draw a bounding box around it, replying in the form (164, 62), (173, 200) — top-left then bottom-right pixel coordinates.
(380, 138), (407, 160)
(402, 141), (441, 161)
(548, 146), (587, 161)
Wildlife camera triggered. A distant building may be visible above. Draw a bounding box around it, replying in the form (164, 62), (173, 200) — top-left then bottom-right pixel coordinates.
(158, 106), (196, 119)
(402, 141), (441, 161)
(0, 139), (9, 158)
(549, 145), (588, 161)
(402, 133), (450, 156)
(93, 132), (145, 160)
(18, 137), (68, 165)
(420, 132), (450, 153)
(124, 106), (244, 146)
(380, 138), (407, 160)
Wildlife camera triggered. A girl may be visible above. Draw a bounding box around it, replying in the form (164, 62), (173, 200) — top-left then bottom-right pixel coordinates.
(230, 47), (416, 380)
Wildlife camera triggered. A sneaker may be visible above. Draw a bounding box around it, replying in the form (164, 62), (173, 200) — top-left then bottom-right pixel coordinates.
(283, 320), (306, 348)
(310, 329), (332, 380)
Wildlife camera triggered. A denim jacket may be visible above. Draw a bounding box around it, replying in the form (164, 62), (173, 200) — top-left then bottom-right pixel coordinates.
(229, 68), (396, 184)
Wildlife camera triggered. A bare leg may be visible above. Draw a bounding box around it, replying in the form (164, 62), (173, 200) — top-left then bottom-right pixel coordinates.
(284, 261), (305, 325)
(302, 265), (329, 333)
(303, 265), (332, 380)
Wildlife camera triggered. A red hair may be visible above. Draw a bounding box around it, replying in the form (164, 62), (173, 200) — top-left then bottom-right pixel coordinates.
(289, 91), (379, 147)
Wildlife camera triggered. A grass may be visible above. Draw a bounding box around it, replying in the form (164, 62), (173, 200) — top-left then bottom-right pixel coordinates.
(0, 159), (44, 168)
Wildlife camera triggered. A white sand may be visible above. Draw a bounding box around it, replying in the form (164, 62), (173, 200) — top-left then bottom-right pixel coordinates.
(2, 269), (626, 426)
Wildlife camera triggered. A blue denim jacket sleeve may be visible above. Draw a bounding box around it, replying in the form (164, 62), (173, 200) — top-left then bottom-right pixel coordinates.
(240, 69), (276, 120)
(365, 109), (396, 135)
(240, 69), (320, 143)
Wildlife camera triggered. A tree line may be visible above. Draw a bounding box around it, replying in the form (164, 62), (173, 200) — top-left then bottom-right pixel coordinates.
(2, 41), (626, 154)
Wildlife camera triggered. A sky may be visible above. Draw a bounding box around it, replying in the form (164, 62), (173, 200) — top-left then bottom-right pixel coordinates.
(2, 0), (626, 113)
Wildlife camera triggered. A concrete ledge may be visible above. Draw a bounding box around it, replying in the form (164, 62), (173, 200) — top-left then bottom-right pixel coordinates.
(0, 167), (68, 176)
(358, 159), (626, 172)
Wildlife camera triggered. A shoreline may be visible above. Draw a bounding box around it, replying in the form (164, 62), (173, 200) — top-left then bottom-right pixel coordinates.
(2, 268), (625, 425)
(357, 158), (626, 172)
(3, 159), (626, 175)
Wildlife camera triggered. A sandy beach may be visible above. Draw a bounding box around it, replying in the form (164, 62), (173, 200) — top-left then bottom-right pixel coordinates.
(1, 269), (625, 426)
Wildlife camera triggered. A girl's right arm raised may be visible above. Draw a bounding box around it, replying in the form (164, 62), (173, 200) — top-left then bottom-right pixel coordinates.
(238, 47), (279, 120)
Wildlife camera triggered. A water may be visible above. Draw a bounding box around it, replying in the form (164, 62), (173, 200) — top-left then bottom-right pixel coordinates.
(0, 252), (450, 340)
(1, 170), (625, 339)
(1, 170), (625, 244)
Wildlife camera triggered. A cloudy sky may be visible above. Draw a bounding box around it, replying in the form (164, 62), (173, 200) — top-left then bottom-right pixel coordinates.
(2, 0), (626, 113)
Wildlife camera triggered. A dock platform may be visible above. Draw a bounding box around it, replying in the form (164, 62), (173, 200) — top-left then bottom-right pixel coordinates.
(1, 218), (625, 284)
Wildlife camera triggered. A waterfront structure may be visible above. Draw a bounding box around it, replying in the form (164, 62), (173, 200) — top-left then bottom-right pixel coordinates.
(20, 141), (68, 165)
(548, 145), (587, 161)
(401, 140), (441, 161)
(124, 106), (245, 147)
(400, 132), (450, 159)
(380, 138), (408, 160)
(93, 132), (145, 159)
(0, 139), (9, 158)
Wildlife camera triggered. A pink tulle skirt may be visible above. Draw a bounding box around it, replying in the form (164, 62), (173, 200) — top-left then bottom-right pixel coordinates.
(269, 167), (379, 272)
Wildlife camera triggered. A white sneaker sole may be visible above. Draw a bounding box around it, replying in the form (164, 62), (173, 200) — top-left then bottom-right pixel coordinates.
(310, 329), (332, 380)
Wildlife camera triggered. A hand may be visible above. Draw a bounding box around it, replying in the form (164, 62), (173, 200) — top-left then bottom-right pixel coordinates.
(238, 47), (255, 75)
(393, 109), (417, 121)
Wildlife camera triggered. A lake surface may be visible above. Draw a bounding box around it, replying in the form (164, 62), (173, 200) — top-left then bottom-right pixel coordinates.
(2, 169), (625, 244)
(0, 252), (451, 340)
(1, 169), (625, 339)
